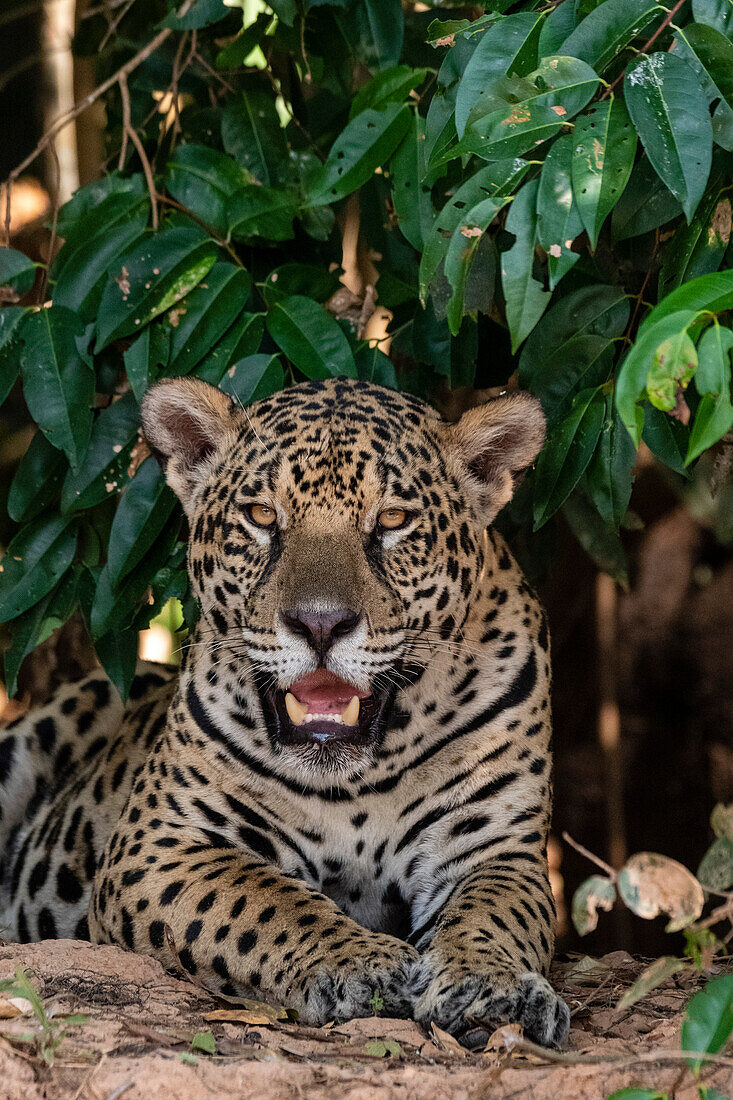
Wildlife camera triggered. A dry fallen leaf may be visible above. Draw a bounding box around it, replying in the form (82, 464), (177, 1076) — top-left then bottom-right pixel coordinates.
(483, 1023), (524, 1056)
(430, 1021), (467, 1057)
(0, 997), (32, 1019)
(204, 999), (293, 1026)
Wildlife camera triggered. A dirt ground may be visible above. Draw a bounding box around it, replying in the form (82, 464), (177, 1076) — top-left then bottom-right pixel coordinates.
(1, 941), (732, 1099)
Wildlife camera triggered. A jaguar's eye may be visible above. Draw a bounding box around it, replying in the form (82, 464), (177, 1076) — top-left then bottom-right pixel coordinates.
(246, 503), (277, 529)
(377, 508), (410, 531)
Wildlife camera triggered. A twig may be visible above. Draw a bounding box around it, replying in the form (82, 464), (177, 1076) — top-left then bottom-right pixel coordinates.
(562, 831), (616, 878)
(119, 72), (158, 230)
(39, 140), (61, 303)
(154, 192), (243, 266)
(3, 0), (194, 202)
(98, 0), (138, 53)
(602, 0), (687, 99)
(193, 48), (235, 95)
(488, 1032), (733, 1070)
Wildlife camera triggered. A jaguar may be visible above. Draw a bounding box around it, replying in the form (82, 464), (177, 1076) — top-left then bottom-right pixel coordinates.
(0, 375), (569, 1046)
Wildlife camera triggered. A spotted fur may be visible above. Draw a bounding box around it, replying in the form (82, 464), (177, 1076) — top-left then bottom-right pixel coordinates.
(0, 377), (569, 1046)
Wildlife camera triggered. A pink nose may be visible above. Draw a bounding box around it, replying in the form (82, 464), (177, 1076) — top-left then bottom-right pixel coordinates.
(280, 607), (362, 658)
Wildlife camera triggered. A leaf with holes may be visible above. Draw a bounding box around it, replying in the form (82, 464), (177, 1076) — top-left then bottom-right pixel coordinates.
(390, 115), (436, 252)
(60, 393), (141, 514)
(166, 263), (252, 377)
(444, 195), (507, 335)
(350, 66), (428, 120)
(561, 0), (663, 74)
(166, 145), (253, 236)
(624, 52), (712, 222)
(646, 328), (698, 413)
(572, 96), (637, 250)
(307, 104), (411, 207)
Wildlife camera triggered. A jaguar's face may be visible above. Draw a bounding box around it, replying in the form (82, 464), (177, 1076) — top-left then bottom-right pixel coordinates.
(142, 377), (544, 774)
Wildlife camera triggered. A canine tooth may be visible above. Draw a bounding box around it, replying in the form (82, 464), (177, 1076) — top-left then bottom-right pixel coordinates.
(341, 696), (360, 726)
(285, 692), (308, 726)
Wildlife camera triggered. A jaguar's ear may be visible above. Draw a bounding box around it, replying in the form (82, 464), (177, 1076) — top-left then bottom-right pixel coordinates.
(141, 378), (239, 515)
(445, 393), (545, 523)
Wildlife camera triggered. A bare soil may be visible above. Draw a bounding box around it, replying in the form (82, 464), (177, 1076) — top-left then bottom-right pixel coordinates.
(1, 940), (732, 1099)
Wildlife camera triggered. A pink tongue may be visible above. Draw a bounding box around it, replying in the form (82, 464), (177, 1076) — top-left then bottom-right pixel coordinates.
(289, 670), (369, 713)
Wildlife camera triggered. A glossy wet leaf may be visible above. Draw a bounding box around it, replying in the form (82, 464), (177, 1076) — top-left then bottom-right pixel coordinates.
(624, 52), (712, 222)
(390, 115), (436, 252)
(501, 181), (552, 353)
(572, 96), (637, 249)
(95, 229), (217, 351)
(681, 23), (733, 107)
(354, 344), (398, 388)
(454, 12), (544, 137)
(681, 974), (733, 1073)
(641, 405), (690, 476)
(350, 66), (428, 120)
(533, 387), (605, 528)
(693, 0), (733, 35)
(0, 515), (78, 622)
(561, 0), (663, 73)
(166, 145), (252, 235)
(124, 324), (170, 404)
(19, 307), (94, 470)
(90, 519), (181, 639)
(220, 354), (284, 405)
(105, 456), (177, 587)
(221, 91), (288, 187)
(166, 263), (252, 377)
(61, 393), (141, 514)
(266, 296), (356, 380)
(307, 104), (411, 206)
(618, 852), (704, 932)
(7, 431), (67, 523)
(571, 875), (616, 935)
(536, 134), (583, 289)
(0, 307), (27, 407)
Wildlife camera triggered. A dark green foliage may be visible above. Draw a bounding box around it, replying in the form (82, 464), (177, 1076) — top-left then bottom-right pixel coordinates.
(1, 0), (732, 697)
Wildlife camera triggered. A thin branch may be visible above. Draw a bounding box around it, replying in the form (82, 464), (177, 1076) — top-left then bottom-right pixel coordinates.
(98, 0), (138, 53)
(562, 831), (616, 878)
(119, 72), (158, 229)
(3, 0), (194, 192)
(486, 1031), (733, 1070)
(39, 141), (61, 304)
(154, 192), (243, 266)
(602, 0), (687, 99)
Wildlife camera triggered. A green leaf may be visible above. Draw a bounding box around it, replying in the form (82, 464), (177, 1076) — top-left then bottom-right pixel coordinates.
(454, 12), (544, 138)
(572, 96), (637, 250)
(456, 56), (600, 162)
(643, 269), (733, 323)
(227, 186), (297, 241)
(518, 284), (629, 392)
(95, 228), (217, 351)
(354, 344), (397, 388)
(19, 306), (94, 470)
(7, 431), (67, 523)
(90, 518), (181, 639)
(617, 956), (687, 1012)
(692, 0), (733, 39)
(533, 387), (605, 528)
(677, 24), (733, 109)
(563, 489), (629, 584)
(219, 354), (284, 404)
(646, 329), (698, 412)
(687, 323), (733, 462)
(94, 628), (139, 702)
(350, 66), (428, 120)
(221, 90), (288, 186)
(0, 514), (77, 622)
(0, 307), (27, 406)
(607, 1087), (667, 1098)
(527, 335), (614, 426)
(561, 0), (663, 73)
(539, 1), (579, 56)
(501, 180), (552, 353)
(697, 837), (733, 892)
(642, 404), (690, 475)
(623, 52), (713, 222)
(390, 115), (436, 252)
(364, 1039), (401, 1057)
(420, 160), (531, 301)
(124, 323), (171, 404)
(713, 99), (733, 150)
(0, 247), (36, 296)
(571, 874), (616, 935)
(3, 568), (79, 698)
(337, 0), (404, 71)
(160, 0), (230, 29)
(193, 311), (264, 385)
(105, 456), (177, 587)
(681, 974), (733, 1073)
(711, 803), (733, 840)
(262, 264), (341, 307)
(659, 191), (731, 295)
(307, 104), (412, 206)
(166, 145), (252, 236)
(536, 134), (583, 290)
(266, 296), (356, 379)
(611, 155), (682, 240)
(191, 1030), (216, 1055)
(61, 392), (140, 514)
(444, 195), (506, 334)
(616, 309), (702, 444)
(586, 392), (636, 528)
(166, 263), (252, 376)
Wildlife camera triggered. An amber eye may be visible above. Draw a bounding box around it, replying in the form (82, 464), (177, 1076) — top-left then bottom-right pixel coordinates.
(246, 503), (277, 529)
(377, 508), (410, 531)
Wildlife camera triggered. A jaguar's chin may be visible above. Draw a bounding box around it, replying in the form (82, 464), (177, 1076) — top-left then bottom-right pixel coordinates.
(255, 668), (396, 770)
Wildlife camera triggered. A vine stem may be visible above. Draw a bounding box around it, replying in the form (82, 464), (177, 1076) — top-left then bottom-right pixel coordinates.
(119, 72), (158, 229)
(562, 831), (616, 878)
(3, 0), (194, 245)
(601, 0), (688, 99)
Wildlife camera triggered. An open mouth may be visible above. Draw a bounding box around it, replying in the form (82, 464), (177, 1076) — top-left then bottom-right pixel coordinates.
(257, 668), (395, 749)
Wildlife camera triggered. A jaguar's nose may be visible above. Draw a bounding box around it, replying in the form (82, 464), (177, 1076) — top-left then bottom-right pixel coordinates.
(280, 607), (363, 660)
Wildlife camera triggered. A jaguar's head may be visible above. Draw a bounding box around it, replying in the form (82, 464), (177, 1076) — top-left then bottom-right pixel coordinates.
(142, 376), (544, 775)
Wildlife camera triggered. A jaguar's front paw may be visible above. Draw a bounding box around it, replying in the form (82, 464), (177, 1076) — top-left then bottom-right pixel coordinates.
(297, 936), (419, 1026)
(413, 956), (569, 1048)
